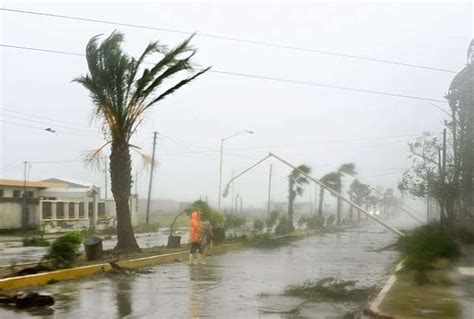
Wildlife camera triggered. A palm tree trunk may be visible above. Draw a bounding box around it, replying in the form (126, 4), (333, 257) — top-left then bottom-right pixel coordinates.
(317, 188), (324, 217)
(110, 141), (140, 252)
(288, 194), (295, 231)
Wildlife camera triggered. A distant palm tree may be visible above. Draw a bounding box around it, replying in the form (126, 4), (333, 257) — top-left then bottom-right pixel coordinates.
(288, 165), (311, 231)
(348, 179), (371, 220)
(317, 172), (338, 217)
(75, 32), (210, 252)
(317, 163), (356, 223)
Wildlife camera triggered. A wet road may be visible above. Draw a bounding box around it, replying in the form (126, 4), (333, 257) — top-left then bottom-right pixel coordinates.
(0, 216), (416, 318)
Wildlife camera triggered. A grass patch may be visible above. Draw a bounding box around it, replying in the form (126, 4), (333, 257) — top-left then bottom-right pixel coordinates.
(379, 270), (461, 318)
(285, 277), (376, 302)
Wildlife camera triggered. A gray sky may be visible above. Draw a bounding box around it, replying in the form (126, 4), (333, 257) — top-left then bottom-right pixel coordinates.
(0, 1), (472, 209)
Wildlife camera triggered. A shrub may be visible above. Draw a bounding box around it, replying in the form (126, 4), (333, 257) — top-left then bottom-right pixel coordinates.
(224, 214), (246, 237)
(266, 210), (280, 230)
(306, 215), (325, 229)
(253, 219), (264, 233)
(22, 236), (50, 247)
(297, 215), (307, 228)
(45, 231), (83, 268)
(397, 224), (460, 278)
(326, 214), (336, 226)
(275, 215), (293, 236)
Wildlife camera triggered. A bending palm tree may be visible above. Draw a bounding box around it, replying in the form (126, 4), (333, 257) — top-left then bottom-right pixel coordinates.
(75, 32), (210, 252)
(317, 163), (356, 223)
(288, 165), (311, 231)
(317, 172), (338, 217)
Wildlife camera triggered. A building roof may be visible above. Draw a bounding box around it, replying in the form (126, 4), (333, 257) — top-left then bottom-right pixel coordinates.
(41, 178), (97, 189)
(0, 179), (68, 189)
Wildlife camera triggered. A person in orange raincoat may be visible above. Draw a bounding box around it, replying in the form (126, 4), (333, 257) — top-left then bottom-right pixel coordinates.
(189, 211), (203, 265)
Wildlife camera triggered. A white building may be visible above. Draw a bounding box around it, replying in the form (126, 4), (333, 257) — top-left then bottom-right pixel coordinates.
(0, 178), (138, 232)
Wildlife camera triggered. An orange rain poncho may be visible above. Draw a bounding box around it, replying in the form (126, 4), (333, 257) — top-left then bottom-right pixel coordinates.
(189, 211), (201, 243)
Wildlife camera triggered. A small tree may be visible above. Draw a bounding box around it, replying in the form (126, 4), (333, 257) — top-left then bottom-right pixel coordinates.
(253, 219), (265, 233)
(224, 214), (246, 237)
(275, 215), (293, 236)
(186, 200), (224, 227)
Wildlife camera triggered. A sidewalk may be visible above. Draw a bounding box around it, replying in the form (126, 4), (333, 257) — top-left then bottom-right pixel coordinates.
(374, 245), (474, 318)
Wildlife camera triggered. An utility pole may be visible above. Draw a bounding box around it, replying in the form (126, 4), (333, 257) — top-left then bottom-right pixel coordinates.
(22, 161), (28, 230)
(267, 164), (272, 216)
(240, 196), (243, 214)
(146, 131), (158, 224)
(441, 128), (447, 223)
(231, 170), (235, 213)
(104, 156), (108, 200)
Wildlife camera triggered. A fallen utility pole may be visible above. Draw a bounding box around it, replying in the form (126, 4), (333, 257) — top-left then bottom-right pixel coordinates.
(222, 153), (405, 237)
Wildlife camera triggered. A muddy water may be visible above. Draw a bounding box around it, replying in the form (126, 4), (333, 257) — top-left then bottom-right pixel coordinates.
(0, 216), (416, 318)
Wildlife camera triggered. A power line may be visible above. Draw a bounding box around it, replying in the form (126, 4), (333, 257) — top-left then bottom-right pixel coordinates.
(0, 7), (457, 74)
(0, 43), (448, 103)
(1, 107), (94, 129)
(0, 119), (100, 137)
(1, 111), (98, 134)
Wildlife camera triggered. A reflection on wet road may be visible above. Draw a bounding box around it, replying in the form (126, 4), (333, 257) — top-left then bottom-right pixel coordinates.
(0, 217), (416, 318)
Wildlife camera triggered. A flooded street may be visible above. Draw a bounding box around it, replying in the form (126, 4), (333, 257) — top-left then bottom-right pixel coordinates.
(0, 216), (417, 318)
(0, 228), (186, 266)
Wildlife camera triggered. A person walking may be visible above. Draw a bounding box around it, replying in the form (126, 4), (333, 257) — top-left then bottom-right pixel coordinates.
(189, 211), (203, 265)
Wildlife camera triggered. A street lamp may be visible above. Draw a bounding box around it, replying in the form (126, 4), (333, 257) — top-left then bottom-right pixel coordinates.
(218, 130), (254, 209)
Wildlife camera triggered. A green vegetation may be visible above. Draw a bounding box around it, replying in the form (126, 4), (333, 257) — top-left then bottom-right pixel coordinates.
(224, 214), (246, 237)
(251, 233), (288, 248)
(397, 224), (460, 284)
(45, 231), (83, 268)
(265, 210), (280, 230)
(285, 277), (376, 302)
(275, 215), (292, 236)
(186, 200), (224, 227)
(253, 218), (264, 233)
(298, 215), (325, 230)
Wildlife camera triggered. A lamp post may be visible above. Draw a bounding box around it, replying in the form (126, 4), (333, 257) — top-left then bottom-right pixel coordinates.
(218, 130), (254, 209)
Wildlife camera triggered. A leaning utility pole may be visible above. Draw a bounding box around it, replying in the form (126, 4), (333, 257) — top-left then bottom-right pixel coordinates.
(145, 132), (158, 224)
(267, 164), (272, 216)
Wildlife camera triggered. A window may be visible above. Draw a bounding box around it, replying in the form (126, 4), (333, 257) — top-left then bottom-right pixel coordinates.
(79, 202), (85, 218)
(0, 189), (3, 198)
(57, 202), (65, 219)
(27, 191), (34, 198)
(42, 202), (52, 219)
(68, 202), (75, 219)
(13, 190), (21, 198)
(98, 202), (106, 218)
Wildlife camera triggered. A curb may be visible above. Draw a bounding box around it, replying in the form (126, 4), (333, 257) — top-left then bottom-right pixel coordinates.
(0, 242), (243, 290)
(363, 260), (404, 318)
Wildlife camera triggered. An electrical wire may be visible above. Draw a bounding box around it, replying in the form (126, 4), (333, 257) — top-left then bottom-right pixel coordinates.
(0, 7), (457, 74)
(0, 43), (447, 103)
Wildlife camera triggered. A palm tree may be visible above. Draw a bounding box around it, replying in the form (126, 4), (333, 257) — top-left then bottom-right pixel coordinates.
(288, 165), (311, 231)
(317, 163), (356, 223)
(334, 163), (357, 224)
(317, 172), (338, 217)
(348, 179), (371, 220)
(75, 32), (210, 252)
